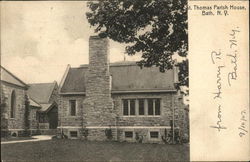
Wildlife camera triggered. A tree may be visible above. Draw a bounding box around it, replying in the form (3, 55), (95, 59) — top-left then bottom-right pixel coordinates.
(24, 94), (30, 136)
(1, 91), (8, 137)
(86, 0), (188, 88)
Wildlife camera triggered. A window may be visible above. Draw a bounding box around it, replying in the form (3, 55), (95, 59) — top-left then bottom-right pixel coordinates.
(124, 131), (133, 138)
(138, 99), (144, 115)
(123, 98), (161, 116)
(155, 99), (161, 115)
(10, 90), (16, 118)
(123, 99), (136, 116)
(148, 99), (161, 116)
(130, 100), (135, 115)
(148, 99), (154, 115)
(69, 100), (76, 116)
(123, 100), (129, 115)
(70, 131), (78, 138)
(150, 131), (159, 138)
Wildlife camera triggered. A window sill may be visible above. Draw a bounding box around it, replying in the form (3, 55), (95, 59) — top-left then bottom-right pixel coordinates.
(122, 115), (161, 117)
(149, 137), (161, 141)
(67, 116), (78, 118)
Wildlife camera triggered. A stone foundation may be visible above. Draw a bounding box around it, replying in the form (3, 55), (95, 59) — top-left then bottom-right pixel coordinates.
(57, 127), (181, 144)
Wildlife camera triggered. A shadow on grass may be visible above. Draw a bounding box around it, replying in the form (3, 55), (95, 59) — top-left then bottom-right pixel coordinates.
(1, 139), (189, 161)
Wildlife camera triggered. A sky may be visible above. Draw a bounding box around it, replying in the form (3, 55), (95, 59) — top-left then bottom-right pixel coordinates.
(1, 1), (141, 84)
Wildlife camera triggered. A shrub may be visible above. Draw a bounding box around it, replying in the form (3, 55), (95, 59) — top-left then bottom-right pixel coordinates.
(81, 128), (89, 138)
(105, 128), (112, 140)
(135, 132), (143, 143)
(11, 132), (17, 137)
(52, 135), (58, 140)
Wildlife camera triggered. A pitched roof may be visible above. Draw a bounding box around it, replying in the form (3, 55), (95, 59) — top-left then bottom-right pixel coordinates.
(39, 102), (57, 112)
(29, 98), (41, 108)
(60, 67), (87, 93)
(60, 61), (176, 94)
(28, 82), (57, 103)
(39, 104), (52, 112)
(0, 66), (28, 88)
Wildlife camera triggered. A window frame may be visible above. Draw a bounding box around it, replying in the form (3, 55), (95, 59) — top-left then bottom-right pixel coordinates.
(10, 90), (16, 119)
(149, 131), (160, 139)
(147, 98), (161, 116)
(69, 100), (77, 116)
(124, 131), (134, 139)
(147, 99), (154, 116)
(129, 99), (136, 116)
(122, 99), (136, 116)
(154, 98), (161, 116)
(123, 99), (129, 116)
(122, 98), (161, 117)
(138, 99), (145, 116)
(69, 131), (78, 138)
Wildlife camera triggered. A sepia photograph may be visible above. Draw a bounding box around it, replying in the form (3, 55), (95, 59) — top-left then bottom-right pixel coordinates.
(0, 1), (189, 161)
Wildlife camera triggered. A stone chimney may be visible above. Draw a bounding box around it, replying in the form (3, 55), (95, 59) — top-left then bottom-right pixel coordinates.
(83, 36), (114, 129)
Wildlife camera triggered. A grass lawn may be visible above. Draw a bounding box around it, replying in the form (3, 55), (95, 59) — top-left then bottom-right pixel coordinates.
(1, 139), (189, 161)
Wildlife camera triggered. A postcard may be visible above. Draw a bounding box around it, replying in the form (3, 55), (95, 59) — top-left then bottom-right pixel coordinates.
(0, 0), (249, 161)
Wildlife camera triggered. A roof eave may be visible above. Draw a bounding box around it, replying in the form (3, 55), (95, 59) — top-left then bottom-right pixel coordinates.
(59, 92), (86, 95)
(0, 66), (29, 88)
(111, 89), (177, 94)
(59, 64), (71, 94)
(59, 89), (177, 95)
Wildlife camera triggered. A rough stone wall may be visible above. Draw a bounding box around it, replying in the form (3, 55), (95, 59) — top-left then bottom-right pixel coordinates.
(83, 36), (115, 127)
(57, 36), (189, 142)
(112, 93), (175, 143)
(58, 95), (85, 127)
(58, 92), (186, 142)
(29, 107), (39, 130)
(117, 128), (170, 143)
(112, 93), (174, 126)
(0, 82), (26, 131)
(1, 83), (9, 132)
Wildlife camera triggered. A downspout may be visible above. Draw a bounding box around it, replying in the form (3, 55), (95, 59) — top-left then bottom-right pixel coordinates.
(172, 66), (179, 144)
(172, 94), (175, 144)
(115, 116), (118, 141)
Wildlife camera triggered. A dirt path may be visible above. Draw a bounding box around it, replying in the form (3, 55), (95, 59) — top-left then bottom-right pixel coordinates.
(1, 135), (52, 144)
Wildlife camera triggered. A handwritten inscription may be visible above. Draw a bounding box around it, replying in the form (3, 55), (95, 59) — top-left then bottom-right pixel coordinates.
(210, 105), (227, 131)
(239, 110), (248, 137)
(210, 50), (227, 131)
(227, 28), (240, 86)
(211, 50), (225, 99)
(210, 27), (240, 132)
(227, 52), (238, 86)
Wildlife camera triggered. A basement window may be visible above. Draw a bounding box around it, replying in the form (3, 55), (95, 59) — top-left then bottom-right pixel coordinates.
(150, 131), (159, 138)
(124, 131), (133, 138)
(70, 131), (78, 138)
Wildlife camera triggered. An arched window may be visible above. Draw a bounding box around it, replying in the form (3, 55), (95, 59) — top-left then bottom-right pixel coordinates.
(10, 90), (16, 118)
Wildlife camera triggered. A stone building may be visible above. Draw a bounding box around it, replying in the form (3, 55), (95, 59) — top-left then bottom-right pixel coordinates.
(58, 36), (188, 143)
(28, 82), (59, 131)
(0, 66), (59, 137)
(0, 66), (29, 137)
